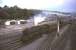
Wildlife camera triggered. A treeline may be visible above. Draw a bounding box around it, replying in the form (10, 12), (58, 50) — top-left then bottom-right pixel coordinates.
(0, 5), (41, 20)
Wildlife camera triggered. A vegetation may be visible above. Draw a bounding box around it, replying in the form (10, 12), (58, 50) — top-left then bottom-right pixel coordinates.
(0, 5), (41, 20)
(21, 24), (57, 45)
(0, 5), (41, 27)
(21, 21), (67, 45)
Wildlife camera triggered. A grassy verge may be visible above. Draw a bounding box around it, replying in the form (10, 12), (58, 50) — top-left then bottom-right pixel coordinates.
(21, 22), (67, 46)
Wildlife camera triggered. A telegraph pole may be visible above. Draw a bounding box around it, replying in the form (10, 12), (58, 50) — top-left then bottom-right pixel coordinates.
(57, 20), (60, 33)
(56, 15), (60, 33)
(57, 15), (60, 36)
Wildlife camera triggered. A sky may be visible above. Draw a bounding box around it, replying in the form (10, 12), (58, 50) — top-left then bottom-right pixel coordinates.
(0, 0), (76, 12)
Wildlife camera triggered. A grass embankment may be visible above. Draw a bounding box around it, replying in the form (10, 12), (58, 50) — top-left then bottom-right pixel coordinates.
(21, 22), (67, 46)
(21, 24), (57, 45)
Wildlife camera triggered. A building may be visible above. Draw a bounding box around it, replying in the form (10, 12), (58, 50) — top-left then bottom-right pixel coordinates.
(5, 17), (35, 28)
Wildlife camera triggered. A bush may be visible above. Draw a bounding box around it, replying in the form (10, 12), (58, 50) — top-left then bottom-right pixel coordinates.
(21, 24), (57, 45)
(21, 21), (67, 46)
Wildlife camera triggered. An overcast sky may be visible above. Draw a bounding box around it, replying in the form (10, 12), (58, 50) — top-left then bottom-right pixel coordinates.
(0, 0), (76, 12)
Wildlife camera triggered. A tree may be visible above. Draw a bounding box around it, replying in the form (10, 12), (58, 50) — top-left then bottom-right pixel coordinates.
(3, 5), (9, 10)
(0, 5), (41, 20)
(0, 10), (9, 19)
